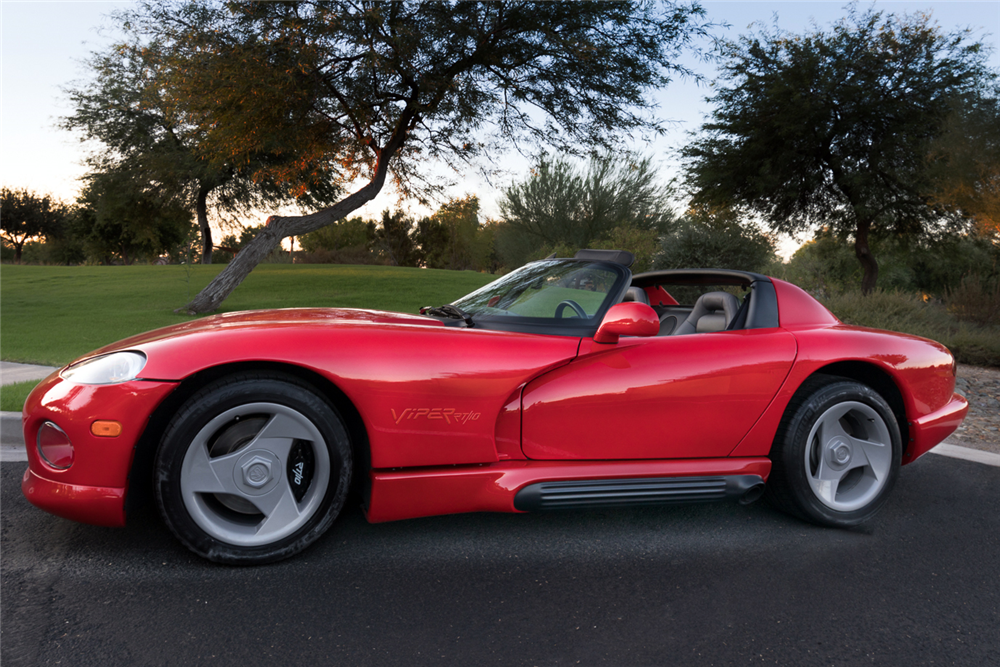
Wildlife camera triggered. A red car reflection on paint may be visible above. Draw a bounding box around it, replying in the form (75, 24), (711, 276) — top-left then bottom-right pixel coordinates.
(21, 250), (968, 564)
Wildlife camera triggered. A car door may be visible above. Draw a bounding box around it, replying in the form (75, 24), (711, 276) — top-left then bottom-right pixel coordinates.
(520, 328), (797, 460)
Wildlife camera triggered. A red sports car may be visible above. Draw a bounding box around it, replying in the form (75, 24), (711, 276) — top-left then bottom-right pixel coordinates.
(21, 250), (968, 564)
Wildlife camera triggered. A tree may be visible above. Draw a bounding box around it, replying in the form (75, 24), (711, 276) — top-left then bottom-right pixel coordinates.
(63, 15), (343, 265)
(927, 93), (1000, 238)
(370, 210), (419, 267)
(656, 206), (775, 273)
(682, 6), (995, 293)
(0, 188), (69, 263)
(112, 1), (708, 312)
(75, 170), (194, 264)
(415, 195), (487, 270)
(497, 152), (676, 267)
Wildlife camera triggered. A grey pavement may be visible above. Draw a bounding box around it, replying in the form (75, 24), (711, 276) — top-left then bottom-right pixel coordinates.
(1, 361), (56, 462)
(3, 455), (1000, 666)
(1, 361), (57, 385)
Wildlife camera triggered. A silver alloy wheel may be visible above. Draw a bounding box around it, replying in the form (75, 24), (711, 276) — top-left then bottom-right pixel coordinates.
(179, 402), (331, 546)
(804, 400), (893, 512)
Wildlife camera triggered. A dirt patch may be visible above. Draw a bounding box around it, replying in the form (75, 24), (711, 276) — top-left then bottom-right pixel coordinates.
(947, 364), (1000, 455)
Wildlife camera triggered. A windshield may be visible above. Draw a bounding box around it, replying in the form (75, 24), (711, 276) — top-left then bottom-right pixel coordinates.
(452, 259), (627, 326)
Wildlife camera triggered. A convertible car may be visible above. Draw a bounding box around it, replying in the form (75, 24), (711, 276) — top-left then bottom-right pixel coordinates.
(21, 250), (968, 563)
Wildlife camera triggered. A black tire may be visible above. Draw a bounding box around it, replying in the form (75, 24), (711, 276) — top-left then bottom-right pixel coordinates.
(766, 377), (901, 528)
(154, 372), (352, 564)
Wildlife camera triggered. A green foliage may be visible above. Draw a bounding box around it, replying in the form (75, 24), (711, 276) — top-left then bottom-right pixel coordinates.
(498, 153), (676, 268)
(299, 218), (369, 254)
(946, 274), (1000, 327)
(127, 0), (709, 311)
(779, 227), (1000, 296)
(590, 227), (662, 274)
(14, 238), (87, 266)
(131, 1), (708, 197)
(415, 196), (495, 271)
(927, 93), (1000, 236)
(0, 188), (71, 263)
(683, 5), (996, 293)
(370, 210), (419, 267)
(818, 288), (1000, 367)
(63, 8), (343, 263)
(656, 207), (775, 272)
(75, 171), (194, 264)
(0, 264), (494, 366)
(298, 217), (377, 265)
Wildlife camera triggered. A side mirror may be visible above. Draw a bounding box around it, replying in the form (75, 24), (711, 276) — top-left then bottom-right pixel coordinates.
(593, 302), (660, 344)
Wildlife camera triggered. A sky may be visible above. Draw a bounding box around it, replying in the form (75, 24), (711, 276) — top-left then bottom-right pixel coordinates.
(2, 0), (999, 256)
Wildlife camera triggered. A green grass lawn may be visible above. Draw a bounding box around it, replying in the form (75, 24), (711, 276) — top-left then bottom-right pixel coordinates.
(1, 262), (494, 368)
(1, 379), (44, 412)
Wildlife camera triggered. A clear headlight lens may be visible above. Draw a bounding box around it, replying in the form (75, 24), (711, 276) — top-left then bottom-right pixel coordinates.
(60, 351), (147, 385)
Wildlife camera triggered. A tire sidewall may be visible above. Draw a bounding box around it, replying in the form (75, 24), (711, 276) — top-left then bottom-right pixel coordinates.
(779, 380), (901, 527)
(155, 375), (352, 564)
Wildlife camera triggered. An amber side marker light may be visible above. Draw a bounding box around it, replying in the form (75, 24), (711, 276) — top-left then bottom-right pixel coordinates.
(91, 421), (122, 437)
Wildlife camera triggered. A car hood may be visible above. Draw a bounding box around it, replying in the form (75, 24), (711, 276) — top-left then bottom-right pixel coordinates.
(86, 308), (444, 359)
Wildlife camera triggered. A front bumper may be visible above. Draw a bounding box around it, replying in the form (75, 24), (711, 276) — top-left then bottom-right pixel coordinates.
(21, 374), (178, 526)
(904, 392), (970, 464)
(22, 469), (128, 526)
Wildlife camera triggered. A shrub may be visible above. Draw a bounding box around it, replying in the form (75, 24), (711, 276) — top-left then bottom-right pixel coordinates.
(946, 273), (1000, 326)
(818, 288), (1000, 368)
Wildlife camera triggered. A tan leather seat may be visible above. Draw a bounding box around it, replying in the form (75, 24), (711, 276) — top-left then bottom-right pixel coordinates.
(672, 291), (740, 335)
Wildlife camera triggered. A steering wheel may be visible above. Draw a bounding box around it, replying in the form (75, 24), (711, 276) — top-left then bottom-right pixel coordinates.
(555, 300), (587, 318)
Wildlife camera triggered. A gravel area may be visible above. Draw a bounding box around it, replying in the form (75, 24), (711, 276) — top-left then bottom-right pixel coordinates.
(948, 364), (1000, 455)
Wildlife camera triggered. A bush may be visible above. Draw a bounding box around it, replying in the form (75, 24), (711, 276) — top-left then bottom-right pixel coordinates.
(817, 288), (1000, 368)
(299, 217), (371, 254)
(296, 246), (384, 265)
(780, 227), (1000, 296)
(946, 273), (1000, 326)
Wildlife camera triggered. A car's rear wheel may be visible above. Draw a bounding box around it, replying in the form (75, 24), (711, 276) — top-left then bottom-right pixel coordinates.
(154, 372), (352, 564)
(766, 378), (901, 527)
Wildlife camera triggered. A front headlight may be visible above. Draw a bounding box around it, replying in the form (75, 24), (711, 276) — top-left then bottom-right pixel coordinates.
(60, 351), (147, 385)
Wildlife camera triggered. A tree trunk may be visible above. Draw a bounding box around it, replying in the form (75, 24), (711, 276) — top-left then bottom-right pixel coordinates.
(179, 104), (417, 314)
(196, 184), (213, 265)
(178, 169), (390, 314)
(854, 219), (879, 296)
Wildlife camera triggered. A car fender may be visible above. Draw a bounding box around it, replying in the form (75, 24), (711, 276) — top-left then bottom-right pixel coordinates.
(729, 324), (960, 461)
(116, 313), (581, 469)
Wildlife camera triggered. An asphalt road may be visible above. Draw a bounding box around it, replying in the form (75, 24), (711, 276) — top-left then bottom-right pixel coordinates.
(2, 456), (999, 667)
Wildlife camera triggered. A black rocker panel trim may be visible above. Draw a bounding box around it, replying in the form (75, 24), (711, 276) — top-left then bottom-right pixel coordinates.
(513, 474), (765, 511)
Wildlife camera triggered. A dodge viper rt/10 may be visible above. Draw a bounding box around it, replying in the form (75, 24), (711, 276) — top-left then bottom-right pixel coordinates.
(21, 250), (968, 563)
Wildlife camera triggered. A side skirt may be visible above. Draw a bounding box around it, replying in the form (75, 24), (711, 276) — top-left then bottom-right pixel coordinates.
(365, 458), (771, 523)
(513, 474), (764, 512)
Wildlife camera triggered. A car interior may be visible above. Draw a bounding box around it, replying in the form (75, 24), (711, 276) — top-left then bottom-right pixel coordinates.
(622, 286), (746, 335)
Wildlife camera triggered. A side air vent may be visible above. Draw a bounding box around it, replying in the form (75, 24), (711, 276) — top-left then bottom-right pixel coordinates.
(513, 475), (764, 512)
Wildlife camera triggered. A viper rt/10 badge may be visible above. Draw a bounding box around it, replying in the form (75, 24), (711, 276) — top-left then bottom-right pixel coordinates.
(390, 408), (481, 425)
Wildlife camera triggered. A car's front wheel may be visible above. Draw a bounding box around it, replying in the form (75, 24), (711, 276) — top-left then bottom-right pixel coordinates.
(767, 378), (901, 527)
(154, 372), (352, 564)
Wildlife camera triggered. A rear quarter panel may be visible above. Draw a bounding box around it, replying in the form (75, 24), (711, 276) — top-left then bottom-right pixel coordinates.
(729, 324), (958, 459)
